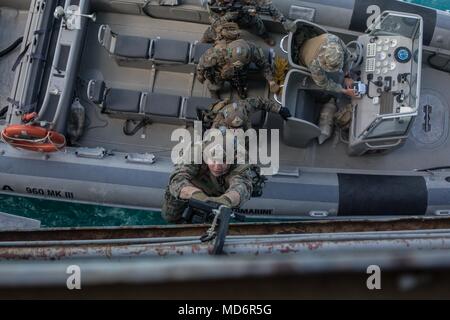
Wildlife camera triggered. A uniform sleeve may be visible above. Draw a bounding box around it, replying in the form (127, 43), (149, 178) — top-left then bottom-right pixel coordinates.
(220, 11), (240, 21)
(309, 58), (343, 93)
(225, 166), (254, 206)
(251, 44), (274, 82)
(243, 97), (281, 114)
(168, 164), (201, 199)
(197, 49), (219, 81)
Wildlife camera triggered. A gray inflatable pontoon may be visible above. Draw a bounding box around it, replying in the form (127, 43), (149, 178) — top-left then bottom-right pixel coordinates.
(2, 0), (450, 221)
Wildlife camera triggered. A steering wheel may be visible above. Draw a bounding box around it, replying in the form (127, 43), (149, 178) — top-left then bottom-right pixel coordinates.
(346, 41), (363, 71)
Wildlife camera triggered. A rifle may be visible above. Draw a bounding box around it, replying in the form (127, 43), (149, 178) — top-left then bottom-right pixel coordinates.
(182, 198), (232, 255)
(231, 68), (248, 96)
(209, 2), (274, 16)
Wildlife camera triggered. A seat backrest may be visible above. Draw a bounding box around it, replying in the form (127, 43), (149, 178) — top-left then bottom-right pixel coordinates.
(287, 20), (327, 71)
(295, 90), (320, 124)
(281, 69), (322, 148)
(113, 35), (151, 59)
(143, 93), (184, 125)
(104, 88), (142, 114)
(283, 118), (321, 148)
(152, 38), (191, 64)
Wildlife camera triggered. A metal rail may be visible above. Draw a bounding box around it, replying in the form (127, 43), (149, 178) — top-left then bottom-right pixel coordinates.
(2, 216), (450, 241)
(3, 229), (450, 260)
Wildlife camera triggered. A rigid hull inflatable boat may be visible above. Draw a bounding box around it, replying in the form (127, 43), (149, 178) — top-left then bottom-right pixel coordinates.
(2, 0), (450, 220)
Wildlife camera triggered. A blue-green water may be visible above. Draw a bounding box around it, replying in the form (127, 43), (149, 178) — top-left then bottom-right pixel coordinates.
(407, 0), (450, 11)
(0, 194), (167, 227)
(0, 0), (448, 228)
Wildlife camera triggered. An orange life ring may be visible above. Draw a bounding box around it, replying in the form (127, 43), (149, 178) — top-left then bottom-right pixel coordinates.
(1, 124), (66, 152)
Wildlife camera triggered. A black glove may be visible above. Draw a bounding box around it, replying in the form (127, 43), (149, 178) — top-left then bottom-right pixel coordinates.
(279, 107), (292, 121)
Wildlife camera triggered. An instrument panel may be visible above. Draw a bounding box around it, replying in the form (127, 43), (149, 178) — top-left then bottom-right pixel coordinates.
(364, 37), (411, 77)
(352, 34), (415, 136)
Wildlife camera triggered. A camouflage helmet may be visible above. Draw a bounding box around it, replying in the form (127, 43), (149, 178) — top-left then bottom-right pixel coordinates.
(317, 40), (345, 73)
(226, 39), (251, 66)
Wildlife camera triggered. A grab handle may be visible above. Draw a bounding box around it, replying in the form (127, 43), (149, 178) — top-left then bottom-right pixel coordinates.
(279, 35), (289, 54)
(97, 25), (107, 45)
(365, 139), (402, 150)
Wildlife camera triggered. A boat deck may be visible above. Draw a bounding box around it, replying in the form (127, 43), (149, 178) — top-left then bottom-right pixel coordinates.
(76, 12), (450, 173)
(0, 6), (28, 111)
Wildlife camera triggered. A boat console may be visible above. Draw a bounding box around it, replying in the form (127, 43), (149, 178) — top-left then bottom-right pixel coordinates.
(348, 11), (423, 155)
(279, 12), (423, 156)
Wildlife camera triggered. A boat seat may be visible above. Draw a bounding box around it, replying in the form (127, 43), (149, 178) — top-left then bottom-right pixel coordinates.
(284, 19), (327, 71)
(151, 38), (191, 64)
(114, 35), (151, 59)
(97, 24), (273, 76)
(294, 90), (321, 123)
(183, 96), (218, 121)
(281, 69), (322, 148)
(191, 42), (213, 64)
(143, 93), (183, 124)
(98, 25), (151, 59)
(89, 79), (267, 127)
(103, 88), (142, 114)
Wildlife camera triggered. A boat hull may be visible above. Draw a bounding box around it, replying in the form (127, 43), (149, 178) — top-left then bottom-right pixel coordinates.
(1, 146), (450, 219)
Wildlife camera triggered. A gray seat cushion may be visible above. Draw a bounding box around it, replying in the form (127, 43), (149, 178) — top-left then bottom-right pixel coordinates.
(152, 39), (190, 63)
(192, 43), (213, 64)
(114, 35), (150, 59)
(295, 90), (320, 124)
(144, 93), (182, 118)
(104, 89), (141, 113)
(184, 97), (217, 120)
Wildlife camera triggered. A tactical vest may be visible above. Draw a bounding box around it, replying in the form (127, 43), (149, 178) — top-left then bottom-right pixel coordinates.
(190, 161), (266, 199)
(203, 100), (250, 130)
(300, 33), (328, 67)
(190, 164), (256, 195)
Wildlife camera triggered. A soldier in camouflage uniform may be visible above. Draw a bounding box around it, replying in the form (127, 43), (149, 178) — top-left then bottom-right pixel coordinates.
(201, 15), (241, 44)
(206, 0), (294, 46)
(161, 152), (254, 224)
(196, 38), (279, 99)
(299, 33), (356, 97)
(202, 97), (291, 131)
